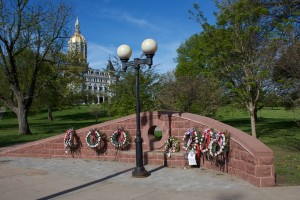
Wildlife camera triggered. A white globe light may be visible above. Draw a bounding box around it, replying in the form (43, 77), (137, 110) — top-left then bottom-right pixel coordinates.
(141, 38), (157, 55)
(117, 44), (132, 59)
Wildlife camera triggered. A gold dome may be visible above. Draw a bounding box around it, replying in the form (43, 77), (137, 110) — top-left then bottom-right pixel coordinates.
(68, 17), (86, 44)
(69, 32), (86, 44)
(68, 17), (87, 60)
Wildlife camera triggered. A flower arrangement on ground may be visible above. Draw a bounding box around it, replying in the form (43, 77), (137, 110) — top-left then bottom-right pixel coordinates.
(110, 128), (131, 150)
(164, 136), (180, 156)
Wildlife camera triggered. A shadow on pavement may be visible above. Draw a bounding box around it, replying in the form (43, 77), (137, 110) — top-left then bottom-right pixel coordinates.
(37, 167), (135, 200)
(37, 165), (166, 200)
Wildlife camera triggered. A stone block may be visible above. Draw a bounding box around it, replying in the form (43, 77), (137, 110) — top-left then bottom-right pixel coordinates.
(255, 165), (272, 177)
(246, 163), (255, 175)
(258, 157), (274, 165)
(260, 177), (276, 187)
(247, 154), (258, 165)
(248, 174), (260, 187)
(235, 169), (249, 181)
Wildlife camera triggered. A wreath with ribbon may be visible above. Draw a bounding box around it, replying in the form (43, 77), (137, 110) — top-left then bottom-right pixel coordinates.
(182, 128), (201, 152)
(85, 129), (102, 148)
(110, 128), (131, 150)
(64, 128), (81, 153)
(205, 129), (230, 157)
(199, 128), (213, 154)
(164, 136), (180, 154)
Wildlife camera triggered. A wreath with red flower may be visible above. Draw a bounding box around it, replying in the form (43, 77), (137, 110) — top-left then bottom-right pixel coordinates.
(110, 128), (131, 150)
(182, 128), (201, 151)
(64, 128), (81, 153)
(208, 130), (230, 157)
(85, 129), (108, 154)
(199, 128), (213, 154)
(85, 129), (104, 148)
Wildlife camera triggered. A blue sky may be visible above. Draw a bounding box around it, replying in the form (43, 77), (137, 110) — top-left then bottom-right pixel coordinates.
(71, 0), (217, 74)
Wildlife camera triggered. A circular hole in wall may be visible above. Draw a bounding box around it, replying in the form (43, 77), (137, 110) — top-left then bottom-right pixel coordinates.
(148, 126), (162, 150)
(154, 126), (162, 140)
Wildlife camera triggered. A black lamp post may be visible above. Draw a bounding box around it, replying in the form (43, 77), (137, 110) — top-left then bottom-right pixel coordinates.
(117, 39), (158, 178)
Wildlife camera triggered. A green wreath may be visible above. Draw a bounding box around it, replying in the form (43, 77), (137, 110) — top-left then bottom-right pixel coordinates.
(110, 128), (131, 150)
(85, 129), (102, 148)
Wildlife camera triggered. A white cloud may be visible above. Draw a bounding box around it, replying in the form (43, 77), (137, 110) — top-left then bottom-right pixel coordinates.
(153, 41), (181, 74)
(87, 40), (181, 74)
(87, 42), (116, 69)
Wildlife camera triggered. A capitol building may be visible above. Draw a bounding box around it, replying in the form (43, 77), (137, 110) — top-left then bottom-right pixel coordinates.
(68, 18), (117, 104)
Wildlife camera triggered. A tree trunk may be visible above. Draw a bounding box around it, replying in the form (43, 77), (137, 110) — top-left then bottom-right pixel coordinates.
(48, 105), (53, 121)
(254, 108), (258, 122)
(16, 104), (31, 135)
(249, 102), (257, 138)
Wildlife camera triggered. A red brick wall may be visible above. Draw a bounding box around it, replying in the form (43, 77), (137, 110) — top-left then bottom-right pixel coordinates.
(0, 111), (275, 187)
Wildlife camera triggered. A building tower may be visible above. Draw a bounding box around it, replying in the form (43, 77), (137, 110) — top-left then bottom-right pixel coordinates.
(68, 17), (87, 61)
(68, 17), (117, 104)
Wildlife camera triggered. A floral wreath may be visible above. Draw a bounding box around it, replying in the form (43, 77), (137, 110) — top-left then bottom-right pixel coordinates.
(207, 130), (230, 157)
(110, 128), (131, 150)
(164, 136), (180, 154)
(64, 128), (81, 153)
(85, 129), (102, 148)
(182, 128), (201, 152)
(199, 128), (213, 154)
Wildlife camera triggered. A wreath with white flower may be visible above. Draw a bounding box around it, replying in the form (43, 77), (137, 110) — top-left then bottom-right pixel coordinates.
(182, 128), (201, 151)
(199, 128), (213, 154)
(64, 128), (81, 153)
(164, 136), (180, 153)
(85, 129), (101, 148)
(110, 128), (131, 150)
(208, 130), (229, 157)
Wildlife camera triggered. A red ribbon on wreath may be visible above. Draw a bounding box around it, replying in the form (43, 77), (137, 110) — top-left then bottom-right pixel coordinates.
(199, 128), (212, 154)
(118, 129), (125, 143)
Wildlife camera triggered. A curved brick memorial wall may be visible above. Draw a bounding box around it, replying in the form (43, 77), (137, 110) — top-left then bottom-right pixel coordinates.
(0, 111), (275, 187)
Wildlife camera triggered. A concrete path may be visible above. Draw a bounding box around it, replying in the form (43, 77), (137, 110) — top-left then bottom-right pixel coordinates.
(0, 157), (299, 200)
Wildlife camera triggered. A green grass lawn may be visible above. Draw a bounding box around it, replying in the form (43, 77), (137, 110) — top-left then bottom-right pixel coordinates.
(216, 106), (300, 186)
(0, 106), (299, 185)
(0, 106), (115, 147)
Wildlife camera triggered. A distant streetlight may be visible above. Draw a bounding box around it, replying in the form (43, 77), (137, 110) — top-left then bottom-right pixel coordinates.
(117, 38), (158, 177)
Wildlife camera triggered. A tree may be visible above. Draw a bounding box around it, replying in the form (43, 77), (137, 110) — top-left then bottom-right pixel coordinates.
(183, 0), (300, 137)
(31, 52), (87, 120)
(0, 0), (72, 134)
(109, 65), (161, 116)
(273, 42), (300, 109)
(270, 0), (300, 110)
(158, 72), (223, 117)
(89, 104), (109, 122)
(182, 0), (279, 137)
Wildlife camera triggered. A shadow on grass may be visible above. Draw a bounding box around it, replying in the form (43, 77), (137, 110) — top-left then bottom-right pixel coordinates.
(222, 117), (300, 151)
(0, 121), (98, 148)
(33, 112), (95, 121)
(220, 118), (252, 133)
(30, 121), (98, 132)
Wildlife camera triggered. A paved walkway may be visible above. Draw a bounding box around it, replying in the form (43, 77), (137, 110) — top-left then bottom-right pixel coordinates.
(0, 157), (299, 200)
